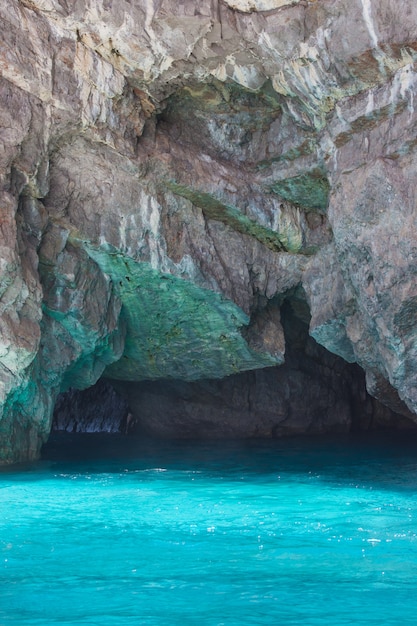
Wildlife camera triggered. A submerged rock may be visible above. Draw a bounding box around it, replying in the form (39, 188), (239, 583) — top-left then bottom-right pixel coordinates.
(1, 0), (417, 462)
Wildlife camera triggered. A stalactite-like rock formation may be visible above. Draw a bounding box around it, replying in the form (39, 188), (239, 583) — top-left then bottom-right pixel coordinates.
(1, 0), (417, 463)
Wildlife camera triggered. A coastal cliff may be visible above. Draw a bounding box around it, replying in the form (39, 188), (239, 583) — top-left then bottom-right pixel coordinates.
(1, 0), (417, 463)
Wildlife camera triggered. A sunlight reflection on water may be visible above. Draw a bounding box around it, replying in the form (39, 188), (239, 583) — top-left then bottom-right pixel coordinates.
(1, 433), (417, 625)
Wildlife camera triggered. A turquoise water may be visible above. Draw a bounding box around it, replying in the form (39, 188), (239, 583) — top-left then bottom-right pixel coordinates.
(2, 434), (417, 625)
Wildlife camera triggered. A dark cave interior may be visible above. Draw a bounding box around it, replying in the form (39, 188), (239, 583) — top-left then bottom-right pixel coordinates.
(51, 297), (417, 442)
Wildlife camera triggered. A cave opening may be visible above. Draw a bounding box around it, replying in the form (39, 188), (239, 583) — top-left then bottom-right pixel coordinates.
(46, 294), (417, 459)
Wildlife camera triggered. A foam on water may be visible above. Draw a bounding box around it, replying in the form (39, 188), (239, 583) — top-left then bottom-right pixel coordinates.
(2, 434), (417, 625)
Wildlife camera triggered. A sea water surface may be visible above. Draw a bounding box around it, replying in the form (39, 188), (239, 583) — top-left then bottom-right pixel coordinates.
(2, 433), (417, 625)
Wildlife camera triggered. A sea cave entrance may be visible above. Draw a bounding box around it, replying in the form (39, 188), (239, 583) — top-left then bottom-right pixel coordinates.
(48, 298), (416, 450)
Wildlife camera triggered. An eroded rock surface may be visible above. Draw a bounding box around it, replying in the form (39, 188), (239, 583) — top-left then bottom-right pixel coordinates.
(1, 0), (417, 462)
(52, 379), (129, 433)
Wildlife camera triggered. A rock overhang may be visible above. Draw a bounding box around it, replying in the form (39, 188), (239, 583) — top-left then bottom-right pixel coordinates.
(1, 0), (417, 462)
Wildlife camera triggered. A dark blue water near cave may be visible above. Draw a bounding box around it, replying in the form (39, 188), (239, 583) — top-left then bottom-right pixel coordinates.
(2, 433), (417, 625)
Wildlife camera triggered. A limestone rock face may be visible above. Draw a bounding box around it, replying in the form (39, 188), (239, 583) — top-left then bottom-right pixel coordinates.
(1, 0), (417, 461)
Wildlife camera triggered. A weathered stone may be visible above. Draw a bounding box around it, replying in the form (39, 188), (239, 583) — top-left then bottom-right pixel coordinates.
(52, 379), (129, 433)
(2, 0), (417, 462)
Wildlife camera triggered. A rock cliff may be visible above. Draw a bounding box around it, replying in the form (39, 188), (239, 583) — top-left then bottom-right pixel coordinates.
(1, 0), (417, 463)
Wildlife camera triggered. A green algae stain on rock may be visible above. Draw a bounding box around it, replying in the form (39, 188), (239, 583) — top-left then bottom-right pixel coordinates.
(85, 244), (280, 381)
(166, 180), (303, 253)
(269, 169), (330, 213)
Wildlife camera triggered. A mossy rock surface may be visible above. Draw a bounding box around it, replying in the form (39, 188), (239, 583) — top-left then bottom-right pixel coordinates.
(166, 181), (302, 253)
(85, 245), (280, 381)
(270, 170), (330, 212)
